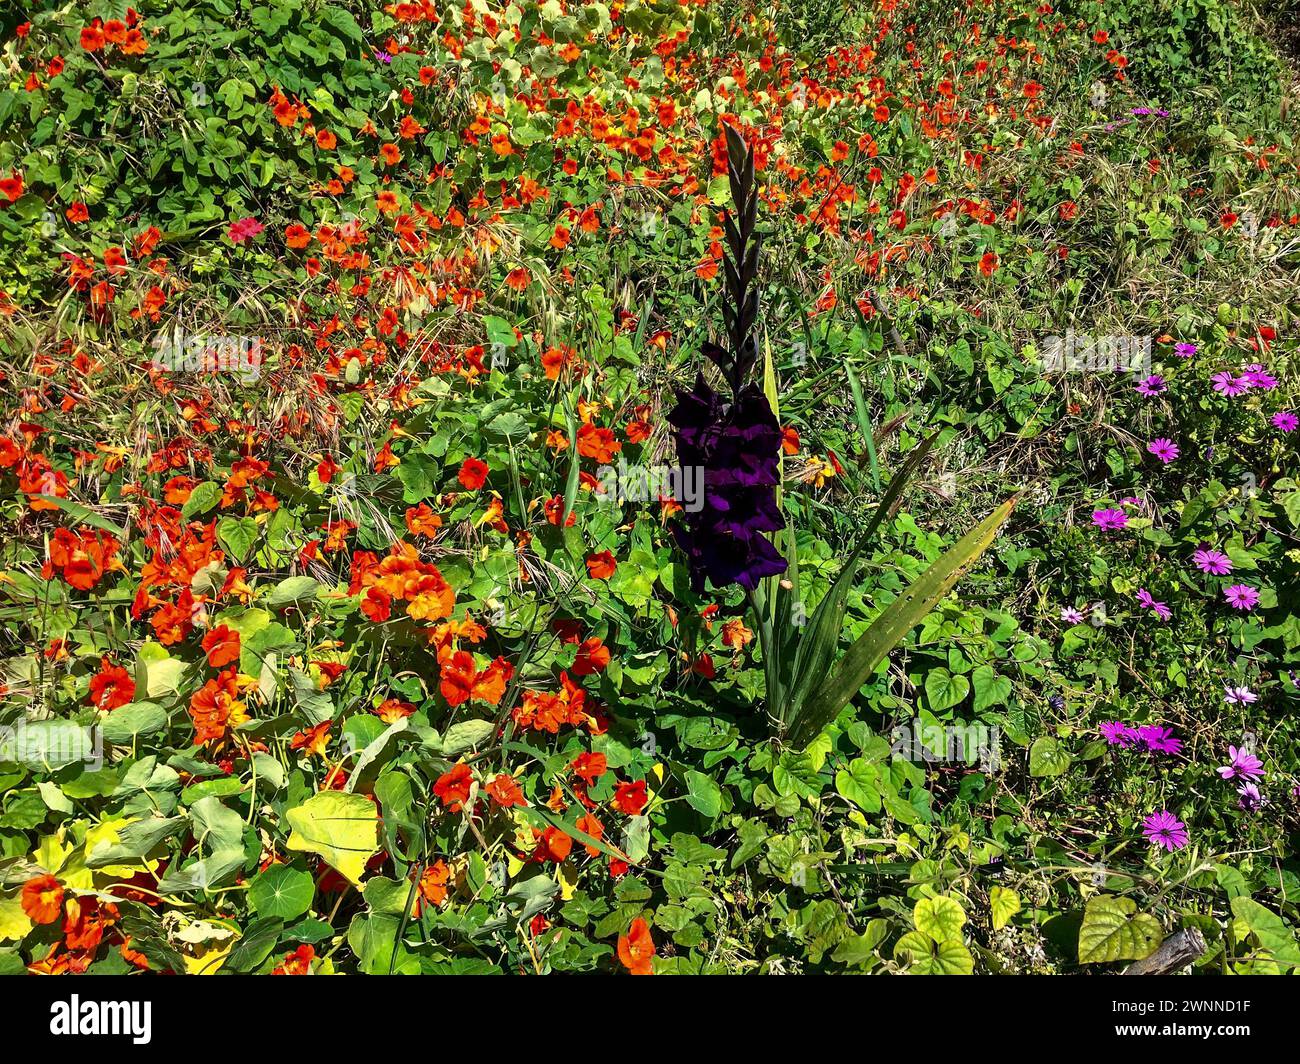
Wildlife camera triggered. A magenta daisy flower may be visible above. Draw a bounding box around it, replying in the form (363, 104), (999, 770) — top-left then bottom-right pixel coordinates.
(1135, 589), (1171, 620)
(1223, 584), (1260, 610)
(1212, 371), (1248, 397)
(1060, 606), (1085, 624)
(1091, 507), (1128, 530)
(1146, 438), (1179, 464)
(1137, 724), (1181, 755)
(1241, 365), (1278, 391)
(1192, 548), (1232, 575)
(1100, 721), (1139, 747)
(1217, 746), (1263, 780)
(1237, 782), (1264, 812)
(1142, 810), (1188, 851)
(1174, 342), (1197, 359)
(1272, 411), (1298, 433)
(1135, 374), (1166, 396)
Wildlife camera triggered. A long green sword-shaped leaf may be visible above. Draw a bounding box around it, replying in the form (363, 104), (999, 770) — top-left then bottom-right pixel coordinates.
(786, 495), (1017, 748)
(560, 407), (580, 527)
(778, 431), (939, 729)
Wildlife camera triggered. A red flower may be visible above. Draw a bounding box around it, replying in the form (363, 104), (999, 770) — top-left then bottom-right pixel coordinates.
(572, 637), (610, 675)
(21, 875), (64, 924)
(0, 172), (24, 204)
(586, 551), (617, 580)
(434, 763), (474, 813)
(458, 457), (488, 490)
(272, 944), (315, 975)
(201, 625), (241, 668)
(486, 773), (528, 808)
(571, 751), (607, 785)
(88, 657), (135, 710)
(611, 779), (648, 816)
(617, 917), (656, 974)
(534, 826), (572, 863)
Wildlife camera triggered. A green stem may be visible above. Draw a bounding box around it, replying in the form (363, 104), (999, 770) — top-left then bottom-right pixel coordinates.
(746, 584), (783, 735)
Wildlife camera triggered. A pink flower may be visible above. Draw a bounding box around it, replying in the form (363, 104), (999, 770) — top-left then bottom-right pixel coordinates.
(1218, 746), (1263, 780)
(1091, 508), (1128, 531)
(228, 217), (265, 244)
(1192, 548), (1232, 575)
(1136, 589), (1171, 620)
(1272, 411), (1298, 433)
(1146, 438), (1179, 464)
(1142, 810), (1188, 851)
(1211, 371), (1248, 396)
(1223, 584), (1259, 610)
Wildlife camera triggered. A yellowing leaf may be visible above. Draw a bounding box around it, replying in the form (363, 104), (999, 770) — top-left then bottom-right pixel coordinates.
(991, 886), (1021, 931)
(285, 792), (380, 887)
(0, 892), (33, 942)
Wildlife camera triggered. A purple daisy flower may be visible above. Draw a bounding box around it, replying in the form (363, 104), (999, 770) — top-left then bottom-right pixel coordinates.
(1100, 721), (1139, 747)
(1272, 411), (1298, 433)
(1092, 507), (1129, 530)
(1174, 342), (1197, 359)
(1135, 374), (1166, 396)
(1137, 724), (1182, 755)
(1241, 364), (1278, 391)
(1237, 782), (1264, 811)
(1218, 746), (1263, 780)
(1223, 685), (1257, 706)
(1142, 810), (1189, 851)
(1223, 584), (1260, 610)
(1135, 589), (1171, 620)
(1212, 371), (1248, 397)
(1060, 606), (1085, 624)
(1192, 548), (1232, 575)
(1146, 438), (1179, 464)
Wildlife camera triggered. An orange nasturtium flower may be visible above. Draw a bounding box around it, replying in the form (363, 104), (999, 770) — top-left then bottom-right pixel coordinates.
(617, 917), (656, 975)
(272, 944), (315, 975)
(572, 636), (610, 676)
(585, 550), (617, 580)
(290, 720), (333, 759)
(416, 860), (451, 911)
(21, 875), (64, 924)
(434, 763), (474, 813)
(188, 668), (249, 745)
(201, 624), (241, 668)
(458, 457), (488, 489)
(88, 657), (135, 710)
(486, 773), (528, 808)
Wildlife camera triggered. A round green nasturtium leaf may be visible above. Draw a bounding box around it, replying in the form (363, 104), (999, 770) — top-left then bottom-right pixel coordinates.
(249, 864), (315, 920)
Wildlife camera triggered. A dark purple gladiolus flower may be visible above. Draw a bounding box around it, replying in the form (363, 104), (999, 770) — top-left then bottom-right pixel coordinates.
(666, 124), (788, 593)
(668, 373), (787, 591)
